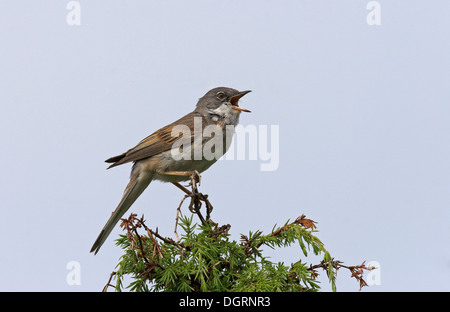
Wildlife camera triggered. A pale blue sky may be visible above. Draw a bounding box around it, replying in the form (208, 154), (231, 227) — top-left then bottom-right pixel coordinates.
(1, 1), (449, 291)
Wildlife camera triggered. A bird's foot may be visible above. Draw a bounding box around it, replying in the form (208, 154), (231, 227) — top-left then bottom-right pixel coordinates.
(171, 171), (213, 227)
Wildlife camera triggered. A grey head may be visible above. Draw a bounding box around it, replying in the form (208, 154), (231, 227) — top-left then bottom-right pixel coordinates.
(195, 87), (252, 117)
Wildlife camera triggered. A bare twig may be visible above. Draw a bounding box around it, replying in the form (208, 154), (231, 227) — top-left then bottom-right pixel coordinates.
(141, 219), (185, 250)
(174, 194), (188, 241)
(308, 260), (376, 291)
(102, 271), (116, 292)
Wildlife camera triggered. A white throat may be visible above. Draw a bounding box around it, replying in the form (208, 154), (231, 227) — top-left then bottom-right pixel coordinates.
(208, 103), (240, 126)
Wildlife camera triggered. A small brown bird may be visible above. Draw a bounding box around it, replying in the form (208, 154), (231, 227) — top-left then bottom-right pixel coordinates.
(90, 87), (251, 254)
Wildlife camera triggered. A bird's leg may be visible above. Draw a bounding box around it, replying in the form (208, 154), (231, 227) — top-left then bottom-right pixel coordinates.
(185, 171), (213, 219)
(187, 171), (204, 217)
(171, 181), (192, 196)
(163, 170), (211, 209)
(157, 170), (213, 223)
(161, 170), (201, 186)
(172, 181), (210, 223)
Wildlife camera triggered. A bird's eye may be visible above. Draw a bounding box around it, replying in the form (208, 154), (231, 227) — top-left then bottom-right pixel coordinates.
(216, 92), (226, 100)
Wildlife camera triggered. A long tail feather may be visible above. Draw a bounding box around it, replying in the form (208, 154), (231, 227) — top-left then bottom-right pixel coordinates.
(90, 168), (152, 254)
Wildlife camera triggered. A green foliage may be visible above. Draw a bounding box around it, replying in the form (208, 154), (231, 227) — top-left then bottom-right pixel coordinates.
(106, 213), (364, 292)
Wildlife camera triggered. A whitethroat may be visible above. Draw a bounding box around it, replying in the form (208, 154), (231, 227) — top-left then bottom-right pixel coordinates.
(90, 87), (252, 254)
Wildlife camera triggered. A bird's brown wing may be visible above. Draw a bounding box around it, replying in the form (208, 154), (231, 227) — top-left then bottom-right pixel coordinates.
(106, 111), (201, 169)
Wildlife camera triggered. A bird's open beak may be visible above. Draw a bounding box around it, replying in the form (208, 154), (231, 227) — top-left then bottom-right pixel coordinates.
(230, 90), (252, 112)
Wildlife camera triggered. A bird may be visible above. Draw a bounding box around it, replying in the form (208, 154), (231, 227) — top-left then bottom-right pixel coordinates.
(90, 87), (252, 254)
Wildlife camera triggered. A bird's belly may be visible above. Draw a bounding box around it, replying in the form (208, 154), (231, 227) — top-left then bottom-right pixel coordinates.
(149, 150), (218, 183)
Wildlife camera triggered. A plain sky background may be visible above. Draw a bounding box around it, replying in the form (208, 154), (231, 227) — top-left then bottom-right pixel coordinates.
(1, 1), (449, 292)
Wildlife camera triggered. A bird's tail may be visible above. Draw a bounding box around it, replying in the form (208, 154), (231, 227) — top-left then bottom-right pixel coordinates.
(90, 167), (152, 255)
